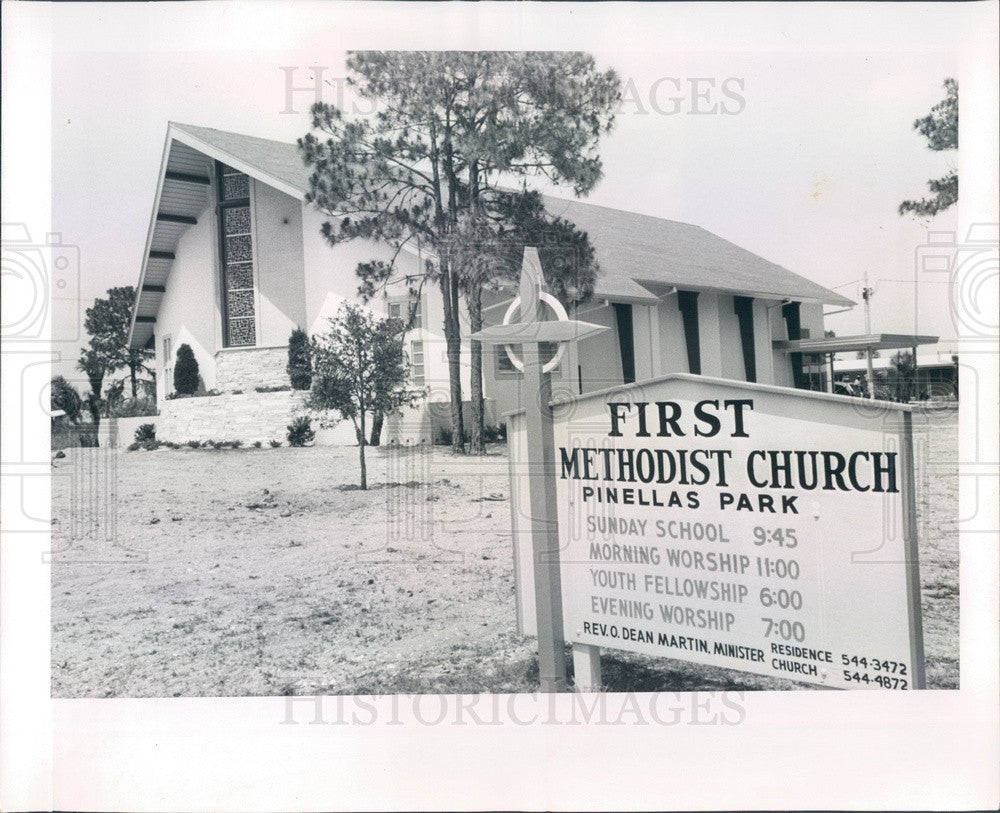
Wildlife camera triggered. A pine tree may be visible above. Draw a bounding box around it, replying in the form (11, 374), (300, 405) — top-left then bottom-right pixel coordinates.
(299, 51), (620, 453)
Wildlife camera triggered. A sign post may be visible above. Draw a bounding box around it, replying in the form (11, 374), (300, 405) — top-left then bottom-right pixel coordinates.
(471, 247), (607, 692)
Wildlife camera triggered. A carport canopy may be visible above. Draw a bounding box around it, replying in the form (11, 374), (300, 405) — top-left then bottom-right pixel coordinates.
(773, 333), (939, 355)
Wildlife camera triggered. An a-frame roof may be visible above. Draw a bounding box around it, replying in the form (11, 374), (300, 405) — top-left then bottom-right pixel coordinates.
(128, 122), (853, 348)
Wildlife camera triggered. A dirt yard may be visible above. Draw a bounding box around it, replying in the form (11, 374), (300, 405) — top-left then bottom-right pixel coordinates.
(50, 409), (960, 697)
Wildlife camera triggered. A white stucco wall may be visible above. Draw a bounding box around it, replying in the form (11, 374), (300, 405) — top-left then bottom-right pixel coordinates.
(252, 180), (306, 346)
(300, 206), (472, 402)
(574, 302), (623, 394)
(770, 303), (795, 388)
(656, 296), (691, 375)
(153, 210), (220, 400)
(752, 298), (777, 384)
(695, 292), (724, 378)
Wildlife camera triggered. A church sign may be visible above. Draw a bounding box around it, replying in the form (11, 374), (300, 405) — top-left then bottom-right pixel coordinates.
(510, 373), (925, 690)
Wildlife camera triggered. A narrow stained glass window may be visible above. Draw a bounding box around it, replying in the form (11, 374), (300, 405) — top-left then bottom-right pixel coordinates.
(217, 163), (255, 347)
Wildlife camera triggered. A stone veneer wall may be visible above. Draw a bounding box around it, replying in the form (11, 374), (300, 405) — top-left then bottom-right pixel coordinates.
(214, 345), (290, 393)
(157, 390), (308, 444)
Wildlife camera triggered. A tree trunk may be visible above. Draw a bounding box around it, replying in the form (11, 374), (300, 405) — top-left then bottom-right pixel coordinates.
(358, 412), (368, 491)
(439, 263), (465, 453)
(369, 413), (384, 446)
(129, 360), (138, 399)
(467, 286), (485, 455)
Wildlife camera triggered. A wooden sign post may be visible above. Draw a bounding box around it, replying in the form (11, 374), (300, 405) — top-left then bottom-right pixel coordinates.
(471, 247), (607, 692)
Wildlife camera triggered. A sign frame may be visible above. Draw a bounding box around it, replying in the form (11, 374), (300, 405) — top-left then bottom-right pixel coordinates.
(506, 372), (927, 691)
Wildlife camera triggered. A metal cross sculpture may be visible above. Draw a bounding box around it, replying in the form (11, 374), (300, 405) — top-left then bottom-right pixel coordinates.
(470, 247), (606, 691)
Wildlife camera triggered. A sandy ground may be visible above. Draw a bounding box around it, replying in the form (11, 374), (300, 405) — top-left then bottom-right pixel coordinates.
(51, 410), (959, 696)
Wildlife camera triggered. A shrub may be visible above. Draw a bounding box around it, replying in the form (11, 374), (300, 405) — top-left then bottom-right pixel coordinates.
(127, 441), (141, 452)
(165, 389), (220, 401)
(50, 375), (83, 423)
(287, 327), (313, 390)
(255, 384), (292, 393)
(269, 439), (282, 448)
(77, 426), (100, 447)
(112, 396), (158, 418)
(286, 416), (315, 447)
(173, 344), (199, 395)
(186, 440), (201, 448)
(134, 423), (156, 443)
(433, 426), (470, 447)
(482, 424), (507, 444)
(253, 440), (262, 448)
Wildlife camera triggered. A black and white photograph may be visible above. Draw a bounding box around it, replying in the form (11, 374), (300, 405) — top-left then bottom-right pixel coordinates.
(1, 1), (997, 810)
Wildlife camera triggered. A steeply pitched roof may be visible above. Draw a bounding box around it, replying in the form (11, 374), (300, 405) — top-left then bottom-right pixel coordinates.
(131, 122), (853, 345)
(170, 122), (313, 199)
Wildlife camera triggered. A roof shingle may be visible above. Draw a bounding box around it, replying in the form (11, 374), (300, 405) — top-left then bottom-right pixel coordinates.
(168, 122), (853, 306)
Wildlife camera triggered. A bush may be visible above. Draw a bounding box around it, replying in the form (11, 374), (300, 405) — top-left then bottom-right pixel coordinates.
(165, 389), (219, 401)
(173, 344), (199, 395)
(287, 327), (313, 390)
(269, 439), (282, 448)
(51, 375), (83, 423)
(186, 440), (201, 448)
(112, 396), (158, 418)
(286, 416), (315, 447)
(255, 385), (292, 393)
(482, 424), (507, 444)
(134, 423), (156, 443)
(433, 426), (470, 447)
(253, 440), (262, 448)
(77, 426), (100, 447)
(127, 441), (141, 452)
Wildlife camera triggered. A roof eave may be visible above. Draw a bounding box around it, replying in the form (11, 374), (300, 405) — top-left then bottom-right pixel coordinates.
(127, 125), (175, 349)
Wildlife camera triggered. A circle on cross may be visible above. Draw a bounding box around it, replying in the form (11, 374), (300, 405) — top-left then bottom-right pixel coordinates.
(501, 292), (568, 373)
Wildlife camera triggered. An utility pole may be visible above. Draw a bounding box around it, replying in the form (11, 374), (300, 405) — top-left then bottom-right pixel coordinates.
(862, 271), (875, 399)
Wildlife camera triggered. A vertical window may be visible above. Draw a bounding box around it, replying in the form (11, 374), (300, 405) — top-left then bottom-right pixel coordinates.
(677, 291), (701, 375)
(733, 296), (757, 383)
(389, 298), (421, 329)
(162, 335), (173, 391)
(217, 162), (256, 347)
(496, 346), (517, 376)
(611, 303), (636, 384)
(411, 341), (425, 385)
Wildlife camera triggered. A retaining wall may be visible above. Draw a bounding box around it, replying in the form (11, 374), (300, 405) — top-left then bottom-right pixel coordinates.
(214, 346), (289, 393)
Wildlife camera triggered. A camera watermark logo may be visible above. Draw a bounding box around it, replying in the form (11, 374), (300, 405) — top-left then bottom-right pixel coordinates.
(1, 223), (81, 343)
(916, 224), (999, 344)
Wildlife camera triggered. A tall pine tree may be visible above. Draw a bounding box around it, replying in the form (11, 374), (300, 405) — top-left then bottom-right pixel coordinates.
(299, 51), (620, 452)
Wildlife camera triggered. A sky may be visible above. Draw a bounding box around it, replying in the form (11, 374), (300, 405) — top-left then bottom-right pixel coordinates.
(44, 2), (964, 380)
